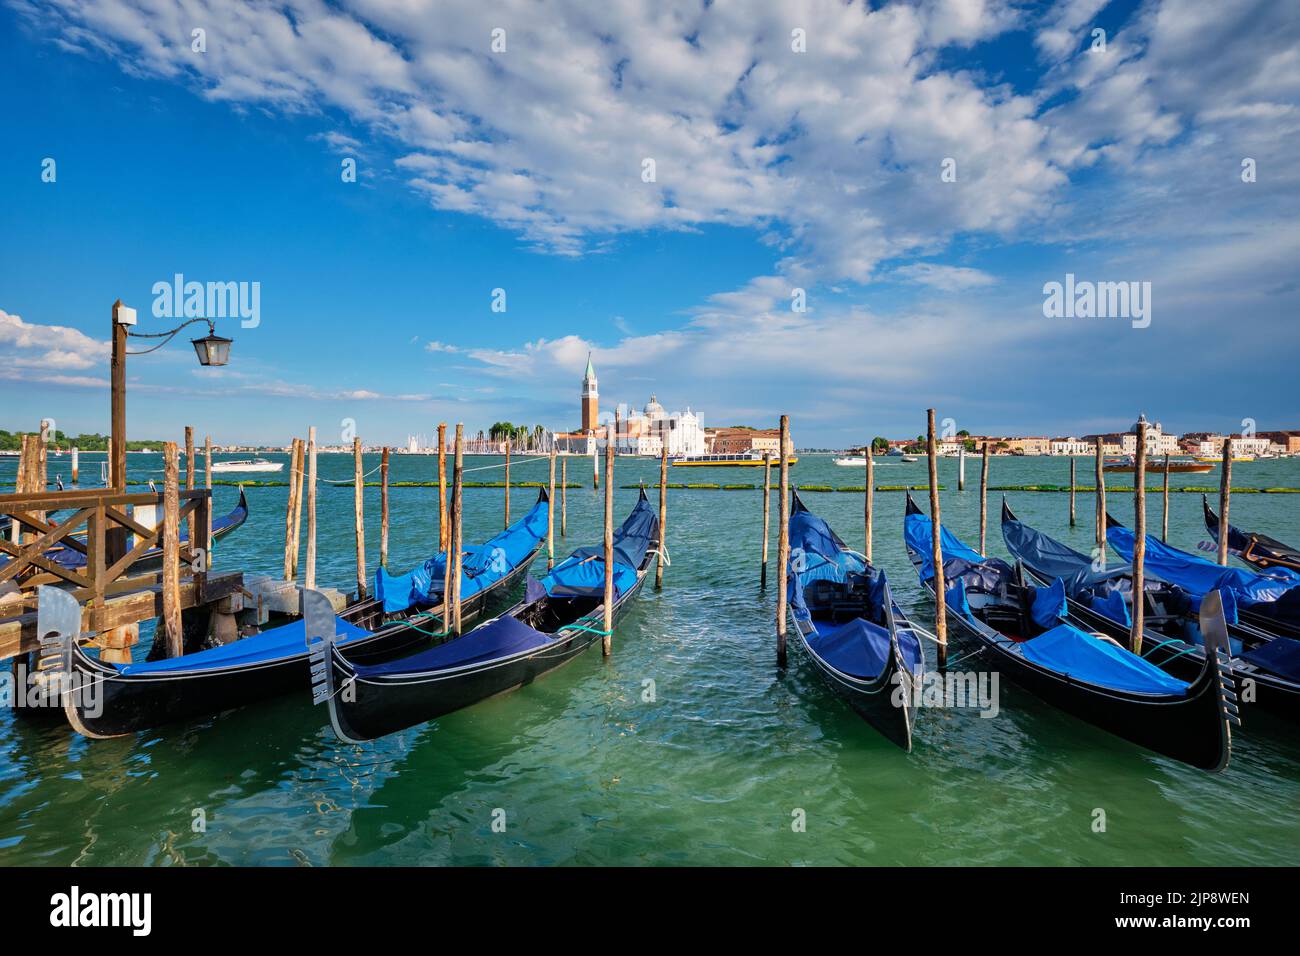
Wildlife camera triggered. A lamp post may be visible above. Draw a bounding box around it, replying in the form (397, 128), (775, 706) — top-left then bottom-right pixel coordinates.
(108, 299), (232, 557)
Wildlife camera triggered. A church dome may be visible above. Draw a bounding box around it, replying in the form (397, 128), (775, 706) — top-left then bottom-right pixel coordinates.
(644, 394), (665, 419)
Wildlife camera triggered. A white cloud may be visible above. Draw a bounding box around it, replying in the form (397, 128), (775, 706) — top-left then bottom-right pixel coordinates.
(0, 309), (103, 370)
(22, 0), (1054, 281)
(893, 263), (997, 291)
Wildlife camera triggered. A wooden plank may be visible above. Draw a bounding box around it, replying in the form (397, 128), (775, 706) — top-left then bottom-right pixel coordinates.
(306, 426), (317, 590)
(283, 437), (303, 581)
(0, 572), (243, 661)
(380, 446), (390, 570)
(354, 437), (366, 599)
(927, 409), (948, 668)
(1131, 419), (1147, 654)
(602, 439), (614, 656)
(656, 445), (667, 590)
(776, 416), (790, 666)
(437, 422), (448, 552)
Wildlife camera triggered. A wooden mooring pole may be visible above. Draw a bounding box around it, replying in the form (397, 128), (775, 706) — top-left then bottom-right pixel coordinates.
(380, 446), (391, 570)
(283, 437), (304, 581)
(1094, 439), (1107, 569)
(979, 441), (990, 555)
(71, 446), (79, 485)
(1217, 438), (1233, 566)
(503, 438), (511, 528)
(204, 433), (213, 555)
(602, 439), (615, 656)
(593, 440), (600, 489)
(547, 446), (556, 570)
(776, 415), (790, 667)
(1161, 453), (1171, 542)
(958, 443), (966, 492)
(161, 441), (183, 658)
(353, 437), (366, 599)
(305, 426), (318, 590)
(184, 425), (195, 546)
(1131, 420), (1147, 654)
(560, 456), (568, 537)
(452, 424), (464, 635)
(760, 452), (772, 588)
(927, 409), (948, 669)
(437, 422), (448, 552)
(865, 450), (874, 563)
(656, 444), (668, 590)
(1069, 457), (1076, 527)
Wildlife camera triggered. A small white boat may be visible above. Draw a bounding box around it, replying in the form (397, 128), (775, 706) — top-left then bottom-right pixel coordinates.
(834, 456), (868, 467)
(211, 458), (283, 474)
(900, 455), (919, 463)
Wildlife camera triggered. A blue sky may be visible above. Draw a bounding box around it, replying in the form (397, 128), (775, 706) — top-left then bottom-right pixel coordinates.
(2, 0), (1297, 447)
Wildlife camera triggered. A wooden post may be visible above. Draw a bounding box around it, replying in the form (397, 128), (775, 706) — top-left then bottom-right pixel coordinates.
(1094, 439), (1107, 569)
(305, 426), (318, 590)
(958, 443), (966, 492)
(109, 301), (127, 491)
(1217, 438), (1233, 566)
(380, 446), (391, 570)
(161, 441), (183, 658)
(1161, 452), (1171, 542)
(204, 433), (213, 553)
(926, 410), (948, 668)
(601, 439), (615, 655)
(593, 440), (600, 489)
(353, 437), (366, 599)
(776, 415), (790, 667)
(184, 425), (195, 546)
(282, 437), (304, 581)
(1131, 419), (1147, 654)
(979, 441), (990, 555)
(865, 450), (874, 564)
(437, 422), (448, 552)
(503, 438), (511, 528)
(1069, 458), (1076, 527)
(71, 446), (79, 485)
(452, 425), (465, 635)
(547, 446), (556, 570)
(760, 452), (772, 587)
(656, 444), (668, 590)
(11, 436), (29, 543)
(561, 456), (568, 537)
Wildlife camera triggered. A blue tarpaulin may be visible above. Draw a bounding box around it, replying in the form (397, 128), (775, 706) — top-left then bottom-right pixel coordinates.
(807, 618), (893, 679)
(1240, 636), (1300, 682)
(904, 510), (984, 581)
(1107, 523), (1300, 619)
(1031, 577), (1068, 628)
(114, 616), (375, 675)
(537, 492), (658, 598)
(375, 494), (549, 612)
(355, 614), (552, 677)
(1017, 624), (1190, 696)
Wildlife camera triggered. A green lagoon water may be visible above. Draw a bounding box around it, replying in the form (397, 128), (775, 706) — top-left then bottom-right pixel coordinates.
(2, 450), (1298, 866)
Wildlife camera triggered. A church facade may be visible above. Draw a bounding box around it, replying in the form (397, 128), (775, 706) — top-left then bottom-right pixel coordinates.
(553, 356), (705, 457)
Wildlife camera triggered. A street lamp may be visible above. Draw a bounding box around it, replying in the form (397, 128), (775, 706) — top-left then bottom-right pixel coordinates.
(109, 300), (234, 492)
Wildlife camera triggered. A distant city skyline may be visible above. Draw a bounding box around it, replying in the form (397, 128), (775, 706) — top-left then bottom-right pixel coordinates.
(3, 1), (1298, 446)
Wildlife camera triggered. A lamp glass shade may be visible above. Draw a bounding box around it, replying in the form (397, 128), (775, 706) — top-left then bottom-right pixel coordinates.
(191, 334), (233, 367)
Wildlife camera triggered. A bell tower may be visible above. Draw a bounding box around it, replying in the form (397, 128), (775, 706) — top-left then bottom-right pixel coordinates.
(581, 353), (598, 432)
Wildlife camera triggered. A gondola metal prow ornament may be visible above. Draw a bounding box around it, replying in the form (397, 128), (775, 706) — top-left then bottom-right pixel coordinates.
(305, 589), (338, 707)
(1199, 590), (1242, 729)
(36, 585), (80, 706)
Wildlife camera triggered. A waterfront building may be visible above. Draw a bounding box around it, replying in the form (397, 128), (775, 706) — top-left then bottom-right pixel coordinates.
(552, 357), (704, 456)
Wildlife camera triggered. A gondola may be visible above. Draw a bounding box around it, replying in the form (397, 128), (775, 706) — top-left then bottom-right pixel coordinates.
(48, 490), (550, 737)
(1203, 495), (1300, 576)
(310, 488), (659, 742)
(1106, 512), (1300, 641)
(786, 492), (924, 750)
(0, 487), (250, 574)
(903, 493), (1235, 771)
(1003, 499), (1300, 723)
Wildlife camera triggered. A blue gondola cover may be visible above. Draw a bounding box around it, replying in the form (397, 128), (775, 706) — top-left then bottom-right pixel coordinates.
(1017, 624), (1189, 695)
(375, 496), (549, 612)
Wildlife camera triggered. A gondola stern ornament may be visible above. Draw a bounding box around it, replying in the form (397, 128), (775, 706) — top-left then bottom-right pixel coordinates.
(304, 589), (339, 707)
(1198, 590), (1239, 765)
(36, 585), (79, 707)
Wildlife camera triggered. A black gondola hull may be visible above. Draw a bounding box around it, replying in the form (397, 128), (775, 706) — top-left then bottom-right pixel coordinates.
(58, 546), (541, 738)
(327, 570), (649, 742)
